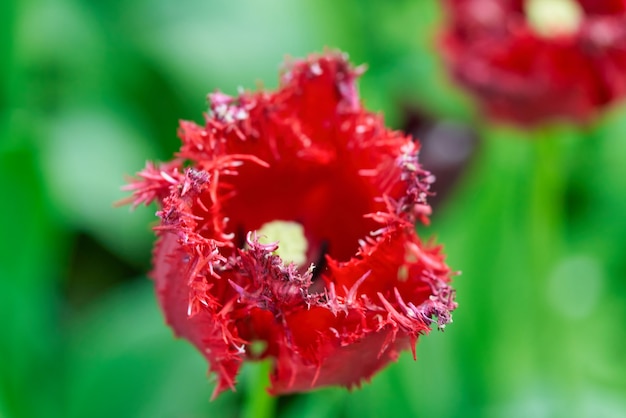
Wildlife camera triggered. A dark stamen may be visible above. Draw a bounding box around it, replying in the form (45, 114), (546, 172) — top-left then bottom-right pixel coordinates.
(311, 240), (329, 281)
(235, 225), (246, 249)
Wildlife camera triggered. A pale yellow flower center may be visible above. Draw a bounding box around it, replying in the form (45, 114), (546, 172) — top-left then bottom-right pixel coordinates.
(526, 0), (584, 38)
(256, 220), (308, 266)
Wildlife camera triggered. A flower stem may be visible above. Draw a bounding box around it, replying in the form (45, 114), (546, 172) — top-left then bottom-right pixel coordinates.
(529, 127), (566, 271)
(242, 360), (276, 418)
(528, 125), (572, 373)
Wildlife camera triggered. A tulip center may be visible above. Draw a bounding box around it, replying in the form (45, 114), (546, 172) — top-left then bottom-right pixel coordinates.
(256, 220), (309, 267)
(525, 0), (583, 37)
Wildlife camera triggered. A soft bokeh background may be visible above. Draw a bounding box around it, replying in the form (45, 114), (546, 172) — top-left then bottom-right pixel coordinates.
(2, 0), (625, 417)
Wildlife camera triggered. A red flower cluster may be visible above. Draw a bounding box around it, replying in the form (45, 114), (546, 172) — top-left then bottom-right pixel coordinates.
(441, 0), (626, 125)
(125, 52), (456, 398)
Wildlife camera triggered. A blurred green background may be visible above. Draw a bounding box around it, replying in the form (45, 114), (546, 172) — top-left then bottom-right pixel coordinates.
(2, 0), (625, 417)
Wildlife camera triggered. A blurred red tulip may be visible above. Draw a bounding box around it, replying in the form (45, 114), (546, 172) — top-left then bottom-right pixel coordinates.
(441, 0), (626, 126)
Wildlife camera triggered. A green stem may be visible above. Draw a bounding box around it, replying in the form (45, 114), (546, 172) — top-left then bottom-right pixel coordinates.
(528, 125), (572, 376)
(529, 127), (566, 271)
(242, 360), (277, 418)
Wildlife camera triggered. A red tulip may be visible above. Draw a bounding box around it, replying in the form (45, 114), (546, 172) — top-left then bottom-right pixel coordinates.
(441, 0), (626, 125)
(125, 51), (456, 398)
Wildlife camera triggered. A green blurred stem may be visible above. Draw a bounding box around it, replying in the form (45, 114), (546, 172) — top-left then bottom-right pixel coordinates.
(528, 126), (570, 374)
(529, 127), (567, 271)
(242, 360), (277, 418)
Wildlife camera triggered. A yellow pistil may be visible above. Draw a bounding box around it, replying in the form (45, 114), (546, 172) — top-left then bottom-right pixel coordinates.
(526, 0), (584, 38)
(256, 220), (308, 266)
